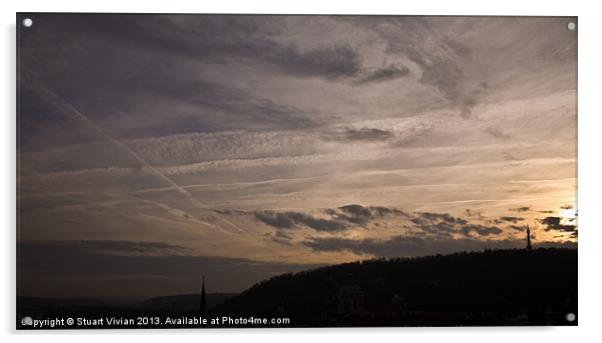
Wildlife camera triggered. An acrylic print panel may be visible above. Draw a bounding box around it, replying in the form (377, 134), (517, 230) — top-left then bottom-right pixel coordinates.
(16, 13), (577, 329)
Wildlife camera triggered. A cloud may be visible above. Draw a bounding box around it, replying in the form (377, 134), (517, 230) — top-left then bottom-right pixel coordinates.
(19, 14), (324, 142)
(509, 225), (526, 232)
(491, 216), (524, 224)
(216, 205), (410, 234)
(267, 44), (362, 80)
(254, 210), (348, 232)
(19, 240), (194, 257)
(232, 206), (505, 239)
(17, 15), (577, 300)
(230, 205), (409, 232)
(464, 209), (485, 220)
(353, 64), (410, 84)
(485, 127), (511, 140)
(410, 212), (502, 238)
(510, 207), (531, 213)
(131, 76), (315, 131)
(333, 127), (395, 142)
(415, 212), (468, 225)
(265, 43), (410, 84)
(327, 204), (407, 226)
(337, 204), (373, 223)
(264, 230), (294, 246)
(459, 224), (503, 237)
(75, 240), (193, 256)
(340, 17), (486, 116)
(499, 216), (523, 223)
(540, 216), (577, 232)
(254, 211), (296, 229)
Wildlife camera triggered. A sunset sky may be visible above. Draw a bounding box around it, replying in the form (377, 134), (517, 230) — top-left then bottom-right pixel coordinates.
(18, 14), (577, 297)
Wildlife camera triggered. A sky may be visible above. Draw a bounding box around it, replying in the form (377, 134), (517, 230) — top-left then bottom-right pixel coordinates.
(17, 14), (577, 297)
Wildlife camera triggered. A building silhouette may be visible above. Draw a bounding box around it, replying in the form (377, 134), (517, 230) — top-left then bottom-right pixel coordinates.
(337, 274), (365, 314)
(526, 225), (532, 250)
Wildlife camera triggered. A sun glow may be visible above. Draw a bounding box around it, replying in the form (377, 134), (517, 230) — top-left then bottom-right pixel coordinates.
(559, 205), (577, 226)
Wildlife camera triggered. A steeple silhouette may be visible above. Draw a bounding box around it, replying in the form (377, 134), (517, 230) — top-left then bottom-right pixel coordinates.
(526, 225), (532, 250)
(200, 275), (206, 315)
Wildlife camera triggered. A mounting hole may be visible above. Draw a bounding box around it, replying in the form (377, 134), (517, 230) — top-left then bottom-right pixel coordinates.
(566, 312), (576, 322)
(567, 22), (576, 31)
(22, 18), (33, 28)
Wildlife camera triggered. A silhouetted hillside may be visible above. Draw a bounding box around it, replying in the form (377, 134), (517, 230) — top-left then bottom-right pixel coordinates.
(17, 248), (576, 328)
(213, 248), (577, 326)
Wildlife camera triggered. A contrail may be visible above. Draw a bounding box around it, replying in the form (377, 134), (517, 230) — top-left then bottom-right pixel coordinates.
(27, 81), (245, 234)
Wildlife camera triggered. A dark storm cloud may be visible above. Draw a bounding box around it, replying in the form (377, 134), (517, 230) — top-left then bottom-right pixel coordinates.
(254, 211), (348, 232)
(540, 217), (577, 232)
(18, 240), (321, 296)
(303, 235), (576, 258)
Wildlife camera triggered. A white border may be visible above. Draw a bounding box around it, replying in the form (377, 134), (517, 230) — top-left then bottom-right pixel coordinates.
(2, 1), (602, 342)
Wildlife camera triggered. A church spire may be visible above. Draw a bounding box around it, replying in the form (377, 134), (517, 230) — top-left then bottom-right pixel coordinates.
(526, 225), (532, 250)
(200, 275), (206, 315)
